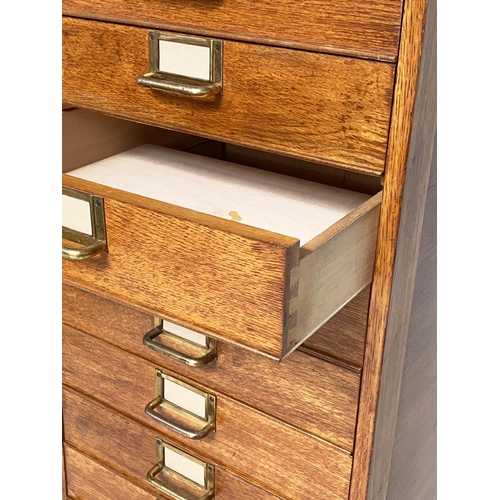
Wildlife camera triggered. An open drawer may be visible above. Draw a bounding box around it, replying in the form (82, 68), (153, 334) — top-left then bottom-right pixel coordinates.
(62, 109), (381, 360)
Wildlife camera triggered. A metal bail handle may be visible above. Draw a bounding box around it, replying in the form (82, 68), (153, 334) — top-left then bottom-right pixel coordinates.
(145, 395), (216, 440)
(62, 228), (106, 261)
(147, 462), (215, 500)
(137, 31), (223, 99)
(147, 439), (215, 500)
(145, 370), (216, 439)
(143, 323), (218, 367)
(62, 188), (107, 260)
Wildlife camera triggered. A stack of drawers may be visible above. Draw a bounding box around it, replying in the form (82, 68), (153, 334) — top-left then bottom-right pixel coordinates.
(61, 107), (375, 499)
(62, 0), (435, 498)
(62, 282), (369, 499)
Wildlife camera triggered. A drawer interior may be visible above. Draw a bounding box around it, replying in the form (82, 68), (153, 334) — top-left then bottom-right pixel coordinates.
(63, 108), (380, 250)
(63, 108), (381, 359)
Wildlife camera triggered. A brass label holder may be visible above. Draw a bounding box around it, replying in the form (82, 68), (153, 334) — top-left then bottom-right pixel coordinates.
(147, 437), (216, 500)
(146, 369), (217, 440)
(143, 317), (218, 367)
(137, 31), (223, 98)
(62, 187), (107, 261)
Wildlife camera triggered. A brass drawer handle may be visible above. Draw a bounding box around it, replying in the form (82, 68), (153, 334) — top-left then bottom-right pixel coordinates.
(146, 370), (216, 440)
(137, 73), (221, 98)
(62, 188), (107, 261)
(147, 462), (215, 500)
(143, 320), (218, 367)
(62, 230), (106, 261)
(137, 31), (222, 99)
(147, 438), (215, 500)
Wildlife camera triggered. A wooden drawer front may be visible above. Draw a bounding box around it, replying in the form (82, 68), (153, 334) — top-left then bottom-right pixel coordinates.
(63, 386), (352, 500)
(63, 174), (297, 360)
(63, 283), (363, 449)
(62, 17), (395, 175)
(64, 442), (283, 500)
(63, 0), (403, 61)
(65, 446), (160, 500)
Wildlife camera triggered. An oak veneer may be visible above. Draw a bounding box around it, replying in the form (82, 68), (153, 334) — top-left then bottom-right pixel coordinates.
(64, 443), (284, 500)
(65, 446), (160, 500)
(62, 17), (395, 175)
(60, 0), (437, 496)
(62, 447), (67, 500)
(62, 325), (356, 493)
(350, 0), (436, 498)
(63, 386), (352, 500)
(62, 110), (380, 359)
(62, 0), (403, 61)
(62, 282), (364, 448)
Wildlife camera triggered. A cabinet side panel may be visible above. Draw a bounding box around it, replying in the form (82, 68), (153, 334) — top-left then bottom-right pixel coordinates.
(350, 0), (436, 498)
(62, 446), (67, 500)
(386, 149), (436, 500)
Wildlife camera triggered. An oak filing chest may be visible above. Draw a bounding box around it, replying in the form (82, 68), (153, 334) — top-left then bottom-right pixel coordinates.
(62, 0), (436, 498)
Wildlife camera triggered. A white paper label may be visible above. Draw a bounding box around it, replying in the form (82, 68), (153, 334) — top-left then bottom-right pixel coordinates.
(159, 40), (211, 81)
(164, 378), (206, 420)
(164, 446), (206, 486)
(62, 194), (92, 235)
(161, 319), (208, 348)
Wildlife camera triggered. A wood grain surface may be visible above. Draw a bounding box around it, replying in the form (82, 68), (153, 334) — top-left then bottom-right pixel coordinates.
(299, 287), (370, 371)
(64, 444), (284, 500)
(63, 326), (357, 458)
(62, 447), (67, 500)
(286, 194), (380, 357)
(62, 282), (362, 448)
(65, 446), (160, 500)
(63, 386), (352, 500)
(62, 173), (299, 359)
(62, 17), (395, 175)
(63, 108), (208, 173)
(349, 0), (436, 498)
(385, 139), (436, 500)
(62, 0), (403, 61)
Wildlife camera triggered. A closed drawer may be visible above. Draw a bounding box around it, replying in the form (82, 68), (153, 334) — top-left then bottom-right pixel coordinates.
(62, 17), (395, 175)
(63, 386), (352, 499)
(62, 109), (380, 360)
(63, 318), (360, 450)
(64, 441), (284, 500)
(65, 446), (161, 500)
(63, 0), (403, 61)
(63, 282), (364, 448)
